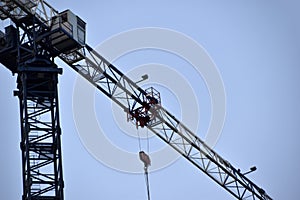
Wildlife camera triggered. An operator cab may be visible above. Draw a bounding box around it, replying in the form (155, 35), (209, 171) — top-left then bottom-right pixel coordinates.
(50, 9), (86, 53)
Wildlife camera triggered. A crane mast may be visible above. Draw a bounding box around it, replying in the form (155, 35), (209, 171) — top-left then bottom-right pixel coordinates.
(0, 1), (272, 200)
(0, 1), (64, 199)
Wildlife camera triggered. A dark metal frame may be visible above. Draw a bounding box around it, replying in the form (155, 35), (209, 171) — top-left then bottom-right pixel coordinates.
(0, 1), (64, 199)
(17, 63), (64, 200)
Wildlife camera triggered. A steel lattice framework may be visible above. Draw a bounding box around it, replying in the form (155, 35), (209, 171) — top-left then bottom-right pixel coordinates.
(60, 45), (272, 200)
(0, 1), (272, 200)
(0, 1), (63, 199)
(17, 61), (64, 200)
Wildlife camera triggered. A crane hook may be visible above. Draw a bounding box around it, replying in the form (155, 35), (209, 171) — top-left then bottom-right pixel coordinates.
(139, 151), (151, 200)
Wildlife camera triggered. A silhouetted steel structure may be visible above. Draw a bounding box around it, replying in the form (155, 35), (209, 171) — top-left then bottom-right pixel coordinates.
(0, 1), (272, 200)
(16, 59), (64, 200)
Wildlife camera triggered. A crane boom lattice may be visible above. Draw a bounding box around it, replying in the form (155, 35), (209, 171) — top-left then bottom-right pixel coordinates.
(61, 44), (272, 200)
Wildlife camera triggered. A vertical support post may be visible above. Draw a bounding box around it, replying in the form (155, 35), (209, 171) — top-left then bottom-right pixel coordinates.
(16, 59), (64, 200)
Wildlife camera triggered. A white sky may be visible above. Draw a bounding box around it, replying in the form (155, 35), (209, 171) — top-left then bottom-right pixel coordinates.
(0, 1), (300, 200)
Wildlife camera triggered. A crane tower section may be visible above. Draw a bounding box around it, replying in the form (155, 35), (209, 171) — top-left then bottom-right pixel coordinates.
(0, 1), (86, 199)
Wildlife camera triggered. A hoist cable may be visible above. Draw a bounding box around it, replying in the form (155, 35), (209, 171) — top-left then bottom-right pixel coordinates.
(144, 167), (151, 200)
(137, 128), (151, 200)
(136, 129), (142, 151)
(146, 128), (150, 154)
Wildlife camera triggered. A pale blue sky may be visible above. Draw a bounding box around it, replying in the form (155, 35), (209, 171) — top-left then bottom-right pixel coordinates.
(1, 1), (300, 199)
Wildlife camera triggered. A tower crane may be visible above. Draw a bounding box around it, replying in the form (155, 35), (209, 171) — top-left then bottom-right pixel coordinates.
(0, 1), (272, 200)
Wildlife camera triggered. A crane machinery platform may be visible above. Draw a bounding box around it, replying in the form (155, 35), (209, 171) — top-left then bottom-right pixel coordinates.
(0, 1), (272, 200)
